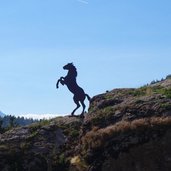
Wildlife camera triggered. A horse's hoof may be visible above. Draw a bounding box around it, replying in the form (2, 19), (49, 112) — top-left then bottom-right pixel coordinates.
(69, 113), (75, 117)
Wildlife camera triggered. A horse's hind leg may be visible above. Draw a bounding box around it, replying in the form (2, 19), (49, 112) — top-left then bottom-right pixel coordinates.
(71, 97), (80, 116)
(80, 101), (86, 117)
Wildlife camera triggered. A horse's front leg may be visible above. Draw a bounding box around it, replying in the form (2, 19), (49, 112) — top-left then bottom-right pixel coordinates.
(56, 77), (65, 89)
(56, 79), (60, 89)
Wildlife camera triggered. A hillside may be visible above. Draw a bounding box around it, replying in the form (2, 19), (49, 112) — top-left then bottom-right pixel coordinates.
(0, 115), (37, 129)
(0, 78), (171, 171)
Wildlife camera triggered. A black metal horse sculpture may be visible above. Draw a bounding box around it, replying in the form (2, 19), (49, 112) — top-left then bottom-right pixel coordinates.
(56, 63), (91, 117)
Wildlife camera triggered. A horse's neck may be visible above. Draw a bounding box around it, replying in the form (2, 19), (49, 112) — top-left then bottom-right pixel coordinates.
(66, 70), (76, 79)
(65, 70), (78, 88)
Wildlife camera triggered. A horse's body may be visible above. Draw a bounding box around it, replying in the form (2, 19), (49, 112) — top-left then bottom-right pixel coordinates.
(56, 63), (90, 116)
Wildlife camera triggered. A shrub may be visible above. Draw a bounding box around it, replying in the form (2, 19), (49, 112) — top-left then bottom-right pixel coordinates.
(82, 117), (171, 150)
(70, 129), (79, 138)
(166, 74), (171, 79)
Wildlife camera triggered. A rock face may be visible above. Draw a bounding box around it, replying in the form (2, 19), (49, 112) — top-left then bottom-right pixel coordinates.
(0, 117), (82, 171)
(0, 78), (171, 171)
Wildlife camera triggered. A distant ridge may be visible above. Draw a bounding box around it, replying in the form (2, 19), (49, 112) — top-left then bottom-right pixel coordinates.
(0, 111), (6, 117)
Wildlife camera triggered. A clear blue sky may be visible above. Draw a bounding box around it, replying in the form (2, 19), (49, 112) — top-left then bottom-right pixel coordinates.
(0, 0), (171, 117)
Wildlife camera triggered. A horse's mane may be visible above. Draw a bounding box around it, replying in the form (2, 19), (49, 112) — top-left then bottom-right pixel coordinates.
(68, 64), (77, 78)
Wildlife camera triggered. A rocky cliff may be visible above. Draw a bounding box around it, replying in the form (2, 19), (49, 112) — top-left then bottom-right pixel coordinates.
(0, 78), (171, 171)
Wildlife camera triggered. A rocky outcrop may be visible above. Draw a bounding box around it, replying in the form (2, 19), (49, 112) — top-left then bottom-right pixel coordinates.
(0, 117), (82, 171)
(0, 78), (171, 171)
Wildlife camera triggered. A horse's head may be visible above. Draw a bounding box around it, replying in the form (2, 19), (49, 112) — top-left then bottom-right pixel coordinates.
(63, 63), (77, 77)
(63, 63), (74, 70)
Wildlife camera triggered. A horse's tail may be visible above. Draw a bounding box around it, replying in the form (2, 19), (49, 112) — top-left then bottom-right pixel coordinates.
(85, 94), (91, 101)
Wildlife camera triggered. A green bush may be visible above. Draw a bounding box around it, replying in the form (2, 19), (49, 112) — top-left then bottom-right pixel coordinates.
(70, 129), (79, 138)
(152, 86), (171, 99)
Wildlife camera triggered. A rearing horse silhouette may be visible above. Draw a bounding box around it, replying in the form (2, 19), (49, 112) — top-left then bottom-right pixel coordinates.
(56, 63), (91, 116)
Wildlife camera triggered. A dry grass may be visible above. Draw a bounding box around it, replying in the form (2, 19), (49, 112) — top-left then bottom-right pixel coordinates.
(82, 117), (171, 150)
(70, 156), (88, 171)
